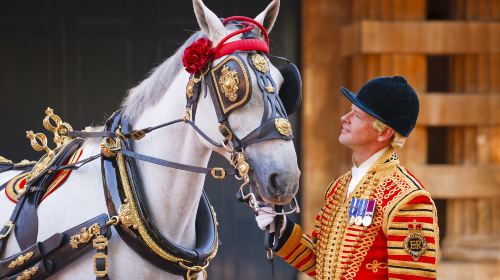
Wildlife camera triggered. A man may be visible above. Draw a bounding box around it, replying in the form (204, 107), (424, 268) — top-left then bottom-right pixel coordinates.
(256, 76), (439, 279)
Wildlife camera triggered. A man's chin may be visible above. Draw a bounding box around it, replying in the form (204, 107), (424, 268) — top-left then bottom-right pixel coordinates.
(338, 134), (348, 145)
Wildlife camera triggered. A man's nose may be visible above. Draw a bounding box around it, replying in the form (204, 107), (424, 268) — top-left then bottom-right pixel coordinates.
(341, 112), (351, 123)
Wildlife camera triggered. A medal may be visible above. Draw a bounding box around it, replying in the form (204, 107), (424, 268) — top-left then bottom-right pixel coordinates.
(362, 200), (376, 227)
(355, 199), (368, 226)
(354, 216), (363, 226)
(347, 198), (358, 225)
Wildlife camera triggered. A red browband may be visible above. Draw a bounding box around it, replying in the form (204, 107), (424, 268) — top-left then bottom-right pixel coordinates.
(213, 16), (270, 59)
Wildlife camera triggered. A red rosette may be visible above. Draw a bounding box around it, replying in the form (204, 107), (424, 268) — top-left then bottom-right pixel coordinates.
(182, 38), (214, 74)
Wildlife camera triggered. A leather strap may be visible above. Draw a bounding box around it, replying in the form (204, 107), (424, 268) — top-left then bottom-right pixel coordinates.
(264, 206), (283, 280)
(1, 213), (111, 280)
(119, 149), (235, 177)
(7, 259), (53, 280)
(0, 195), (28, 258)
(0, 233), (62, 278)
(14, 139), (84, 251)
(68, 119), (223, 148)
(0, 164), (35, 174)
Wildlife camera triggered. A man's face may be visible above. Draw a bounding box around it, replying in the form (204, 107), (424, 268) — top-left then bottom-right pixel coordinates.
(338, 104), (379, 150)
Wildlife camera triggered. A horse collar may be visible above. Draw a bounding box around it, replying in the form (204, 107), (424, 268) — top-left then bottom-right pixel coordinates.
(101, 112), (219, 277)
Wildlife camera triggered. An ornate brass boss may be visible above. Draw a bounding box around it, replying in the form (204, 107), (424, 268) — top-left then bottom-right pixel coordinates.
(251, 54), (269, 73)
(274, 118), (292, 137)
(218, 65), (240, 102)
(210, 55), (251, 115)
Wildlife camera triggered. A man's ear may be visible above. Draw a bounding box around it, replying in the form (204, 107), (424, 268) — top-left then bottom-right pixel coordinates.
(377, 126), (395, 143)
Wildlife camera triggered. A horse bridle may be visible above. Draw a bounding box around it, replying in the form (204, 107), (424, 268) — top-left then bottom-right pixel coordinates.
(184, 16), (302, 217)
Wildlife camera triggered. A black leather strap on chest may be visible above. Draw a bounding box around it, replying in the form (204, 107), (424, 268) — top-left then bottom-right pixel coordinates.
(0, 213), (111, 280)
(101, 112), (218, 276)
(0, 139), (84, 257)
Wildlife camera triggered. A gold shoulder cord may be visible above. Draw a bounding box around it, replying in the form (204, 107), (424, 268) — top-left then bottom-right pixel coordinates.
(114, 136), (218, 279)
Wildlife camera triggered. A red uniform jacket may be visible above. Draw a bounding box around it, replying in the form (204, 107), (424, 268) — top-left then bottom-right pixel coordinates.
(276, 149), (439, 279)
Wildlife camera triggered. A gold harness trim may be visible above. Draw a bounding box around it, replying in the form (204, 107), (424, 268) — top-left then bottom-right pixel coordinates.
(114, 137), (219, 272)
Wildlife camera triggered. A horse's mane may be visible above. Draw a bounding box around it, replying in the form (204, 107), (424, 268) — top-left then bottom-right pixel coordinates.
(121, 31), (205, 121)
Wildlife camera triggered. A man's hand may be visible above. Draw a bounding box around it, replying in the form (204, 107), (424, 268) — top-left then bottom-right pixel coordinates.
(254, 206), (287, 234)
(255, 206), (277, 230)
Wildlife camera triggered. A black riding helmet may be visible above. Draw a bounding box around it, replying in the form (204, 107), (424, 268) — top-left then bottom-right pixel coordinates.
(340, 76), (419, 137)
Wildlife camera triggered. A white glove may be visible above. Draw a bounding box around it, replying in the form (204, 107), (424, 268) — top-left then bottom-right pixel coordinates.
(255, 206), (287, 234)
(255, 206), (277, 230)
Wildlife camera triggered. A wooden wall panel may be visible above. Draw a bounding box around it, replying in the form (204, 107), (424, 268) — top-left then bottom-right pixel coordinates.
(301, 0), (350, 235)
(418, 94), (500, 126)
(341, 21), (500, 56)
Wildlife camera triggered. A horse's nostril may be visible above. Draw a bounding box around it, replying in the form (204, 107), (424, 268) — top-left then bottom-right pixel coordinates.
(269, 173), (280, 191)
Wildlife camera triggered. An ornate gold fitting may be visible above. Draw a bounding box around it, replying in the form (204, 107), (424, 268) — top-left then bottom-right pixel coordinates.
(251, 54), (269, 73)
(93, 252), (108, 278)
(8, 251), (34, 269)
(183, 107), (192, 122)
(219, 65), (240, 102)
(14, 160), (37, 167)
(274, 118), (292, 137)
(0, 156), (13, 165)
(93, 235), (108, 250)
(186, 76), (201, 99)
(43, 107), (73, 147)
(106, 216), (120, 227)
(218, 124), (233, 142)
(70, 223), (101, 249)
(26, 131), (53, 155)
(118, 201), (139, 230)
(265, 82), (275, 93)
(130, 130), (145, 140)
(186, 67), (208, 99)
(0, 221), (14, 240)
(210, 168), (226, 179)
(232, 152), (250, 178)
(266, 248), (274, 260)
(92, 234), (109, 277)
(15, 265), (38, 280)
(100, 137), (120, 158)
(178, 260), (209, 280)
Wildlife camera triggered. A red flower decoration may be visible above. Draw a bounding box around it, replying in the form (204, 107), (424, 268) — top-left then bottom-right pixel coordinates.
(182, 38), (214, 74)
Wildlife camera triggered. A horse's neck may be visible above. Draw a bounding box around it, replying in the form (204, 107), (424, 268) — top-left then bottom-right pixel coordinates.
(129, 75), (212, 249)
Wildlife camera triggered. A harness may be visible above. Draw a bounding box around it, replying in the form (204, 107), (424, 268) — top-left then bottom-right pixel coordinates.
(0, 16), (302, 280)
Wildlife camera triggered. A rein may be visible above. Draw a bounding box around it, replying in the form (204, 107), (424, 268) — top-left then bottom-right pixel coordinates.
(65, 118), (236, 180)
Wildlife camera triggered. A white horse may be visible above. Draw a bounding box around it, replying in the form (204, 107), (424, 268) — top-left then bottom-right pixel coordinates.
(0, 0), (299, 279)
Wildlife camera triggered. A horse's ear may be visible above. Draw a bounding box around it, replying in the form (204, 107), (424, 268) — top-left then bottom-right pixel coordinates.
(193, 0), (226, 43)
(254, 0), (280, 33)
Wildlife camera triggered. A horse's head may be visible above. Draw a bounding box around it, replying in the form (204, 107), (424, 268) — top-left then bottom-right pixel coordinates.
(187, 0), (301, 206)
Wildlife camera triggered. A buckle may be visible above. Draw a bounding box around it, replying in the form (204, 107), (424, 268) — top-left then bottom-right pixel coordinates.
(210, 168), (226, 179)
(100, 137), (120, 158)
(93, 235), (108, 250)
(93, 252), (108, 277)
(130, 130), (145, 140)
(0, 221), (14, 240)
(218, 124), (233, 142)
